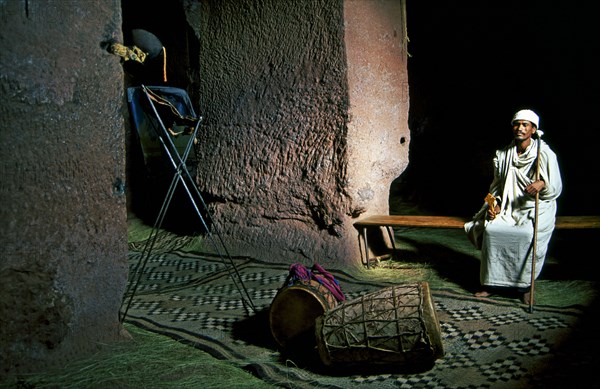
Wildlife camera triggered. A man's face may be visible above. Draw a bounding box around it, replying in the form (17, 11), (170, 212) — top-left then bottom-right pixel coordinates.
(512, 120), (536, 141)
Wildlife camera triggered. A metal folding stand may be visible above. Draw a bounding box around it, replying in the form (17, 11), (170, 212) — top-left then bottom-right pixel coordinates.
(120, 85), (255, 322)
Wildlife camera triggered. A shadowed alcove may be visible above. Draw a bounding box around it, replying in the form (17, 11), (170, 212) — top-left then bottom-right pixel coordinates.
(121, 0), (203, 234)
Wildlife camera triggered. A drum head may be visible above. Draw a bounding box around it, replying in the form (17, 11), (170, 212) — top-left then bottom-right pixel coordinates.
(269, 282), (331, 348)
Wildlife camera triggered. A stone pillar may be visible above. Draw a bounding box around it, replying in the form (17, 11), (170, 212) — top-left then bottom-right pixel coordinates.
(344, 0), (410, 255)
(185, 0), (409, 265)
(0, 0), (129, 377)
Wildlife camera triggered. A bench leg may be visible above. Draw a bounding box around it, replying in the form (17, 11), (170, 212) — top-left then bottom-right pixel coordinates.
(385, 226), (399, 261)
(360, 226), (397, 268)
(362, 227), (370, 269)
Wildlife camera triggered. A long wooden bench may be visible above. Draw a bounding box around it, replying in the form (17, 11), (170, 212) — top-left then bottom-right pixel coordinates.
(354, 215), (600, 267)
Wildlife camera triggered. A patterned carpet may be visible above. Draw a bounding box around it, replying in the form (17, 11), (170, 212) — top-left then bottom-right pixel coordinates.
(122, 235), (598, 388)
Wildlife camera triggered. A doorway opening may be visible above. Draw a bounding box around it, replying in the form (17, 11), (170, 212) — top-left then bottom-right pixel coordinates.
(121, 0), (202, 234)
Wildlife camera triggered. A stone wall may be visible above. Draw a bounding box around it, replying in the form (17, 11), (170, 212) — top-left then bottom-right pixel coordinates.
(0, 0), (409, 376)
(185, 0), (409, 265)
(0, 0), (128, 377)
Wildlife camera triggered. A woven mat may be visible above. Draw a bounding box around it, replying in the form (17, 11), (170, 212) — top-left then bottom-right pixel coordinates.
(123, 239), (598, 388)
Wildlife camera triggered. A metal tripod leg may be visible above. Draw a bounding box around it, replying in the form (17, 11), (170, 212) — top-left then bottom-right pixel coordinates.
(120, 118), (201, 322)
(120, 85), (256, 322)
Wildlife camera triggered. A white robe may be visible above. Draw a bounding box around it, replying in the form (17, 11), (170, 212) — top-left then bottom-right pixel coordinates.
(464, 138), (562, 288)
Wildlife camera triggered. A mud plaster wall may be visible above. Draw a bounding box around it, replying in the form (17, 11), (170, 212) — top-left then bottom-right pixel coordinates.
(0, 1), (128, 376)
(185, 0), (409, 265)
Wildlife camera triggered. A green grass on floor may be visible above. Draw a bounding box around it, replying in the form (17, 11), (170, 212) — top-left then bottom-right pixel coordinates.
(4, 323), (278, 389)
(360, 259), (597, 307)
(357, 226), (599, 308)
(127, 216), (206, 253)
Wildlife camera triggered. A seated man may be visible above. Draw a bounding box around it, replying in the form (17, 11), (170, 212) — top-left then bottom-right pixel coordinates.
(464, 109), (562, 304)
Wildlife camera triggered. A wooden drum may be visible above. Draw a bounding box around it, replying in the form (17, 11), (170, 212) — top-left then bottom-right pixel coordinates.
(269, 279), (338, 348)
(315, 282), (444, 369)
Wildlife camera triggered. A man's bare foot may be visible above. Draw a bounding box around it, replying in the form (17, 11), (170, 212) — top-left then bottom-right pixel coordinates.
(522, 291), (534, 305)
(474, 290), (492, 298)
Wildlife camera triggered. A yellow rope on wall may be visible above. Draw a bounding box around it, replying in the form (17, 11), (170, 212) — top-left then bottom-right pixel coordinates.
(109, 42), (167, 83)
(109, 43), (147, 64)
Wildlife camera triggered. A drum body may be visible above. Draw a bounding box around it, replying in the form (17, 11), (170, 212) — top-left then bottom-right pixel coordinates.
(315, 282), (444, 369)
(269, 279), (338, 348)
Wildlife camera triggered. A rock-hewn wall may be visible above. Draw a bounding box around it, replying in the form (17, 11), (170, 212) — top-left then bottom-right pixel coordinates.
(0, 0), (128, 377)
(185, 0), (409, 265)
(0, 0), (409, 376)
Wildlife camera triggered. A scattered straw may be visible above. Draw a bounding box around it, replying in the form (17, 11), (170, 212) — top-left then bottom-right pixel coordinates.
(8, 324), (278, 389)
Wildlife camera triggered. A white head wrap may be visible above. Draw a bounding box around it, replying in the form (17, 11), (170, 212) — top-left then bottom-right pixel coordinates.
(512, 109), (543, 137)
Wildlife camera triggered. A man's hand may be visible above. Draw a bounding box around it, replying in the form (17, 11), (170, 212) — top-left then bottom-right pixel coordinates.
(526, 180), (545, 196)
(487, 204), (500, 220)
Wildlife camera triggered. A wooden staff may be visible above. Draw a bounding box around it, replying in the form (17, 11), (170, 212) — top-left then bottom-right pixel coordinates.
(529, 136), (542, 313)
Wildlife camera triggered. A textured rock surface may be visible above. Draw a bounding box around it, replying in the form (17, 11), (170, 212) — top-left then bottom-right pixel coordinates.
(0, 0), (410, 377)
(0, 0), (128, 377)
(185, 0), (409, 265)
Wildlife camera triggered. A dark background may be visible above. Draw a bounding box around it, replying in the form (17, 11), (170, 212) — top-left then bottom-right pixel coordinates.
(396, 1), (599, 217)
